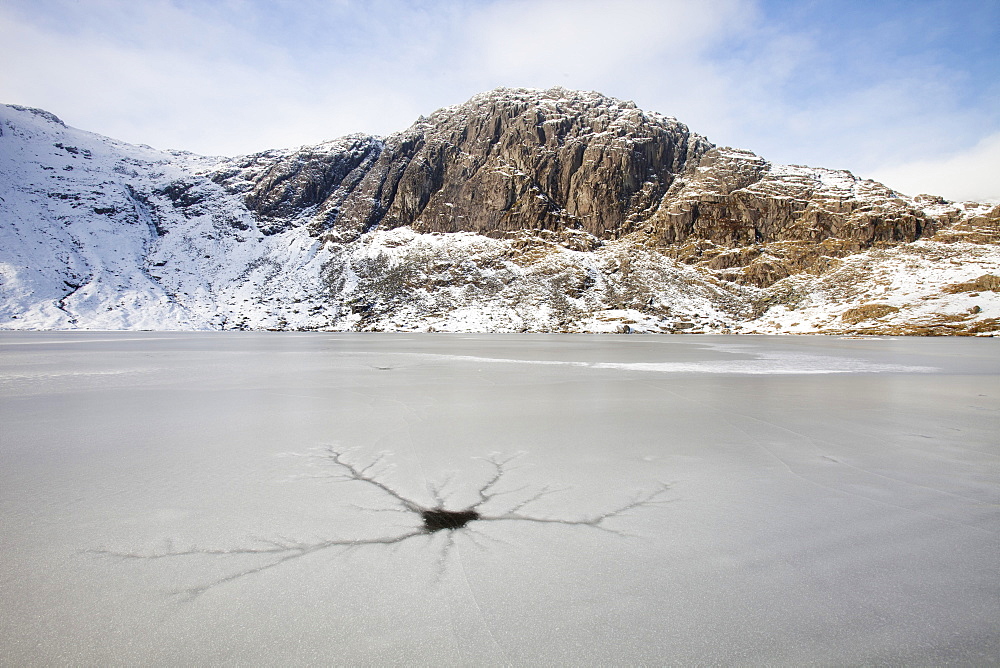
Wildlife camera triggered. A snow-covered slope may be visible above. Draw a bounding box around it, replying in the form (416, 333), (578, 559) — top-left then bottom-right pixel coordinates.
(0, 104), (338, 330)
(2, 92), (998, 335)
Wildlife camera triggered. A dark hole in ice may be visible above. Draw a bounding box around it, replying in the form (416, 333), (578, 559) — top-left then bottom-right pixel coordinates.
(421, 508), (479, 532)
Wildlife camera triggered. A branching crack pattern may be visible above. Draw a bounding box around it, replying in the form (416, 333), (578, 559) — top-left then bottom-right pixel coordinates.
(88, 448), (670, 599)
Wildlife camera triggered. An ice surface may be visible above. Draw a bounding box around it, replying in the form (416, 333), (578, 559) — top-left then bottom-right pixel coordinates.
(1, 333), (997, 665)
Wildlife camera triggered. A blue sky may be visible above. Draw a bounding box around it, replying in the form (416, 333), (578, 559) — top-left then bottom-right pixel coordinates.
(2, 0), (998, 200)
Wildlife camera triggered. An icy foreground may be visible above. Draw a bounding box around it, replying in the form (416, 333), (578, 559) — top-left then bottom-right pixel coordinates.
(1, 332), (997, 664)
(2, 92), (999, 335)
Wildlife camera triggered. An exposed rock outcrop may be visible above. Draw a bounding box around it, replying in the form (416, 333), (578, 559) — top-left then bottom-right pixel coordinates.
(651, 148), (941, 248)
(350, 88), (713, 240)
(211, 135), (383, 234)
(213, 88), (714, 241)
(208, 87), (980, 288)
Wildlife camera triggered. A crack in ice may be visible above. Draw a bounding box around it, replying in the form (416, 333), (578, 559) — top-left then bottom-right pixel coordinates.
(87, 449), (670, 598)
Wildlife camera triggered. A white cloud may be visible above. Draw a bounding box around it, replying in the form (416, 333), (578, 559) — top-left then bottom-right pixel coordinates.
(453, 0), (755, 137)
(0, 0), (997, 203)
(0, 3), (301, 153)
(0, 0), (756, 155)
(0, 1), (450, 153)
(469, 0), (749, 83)
(868, 132), (1000, 202)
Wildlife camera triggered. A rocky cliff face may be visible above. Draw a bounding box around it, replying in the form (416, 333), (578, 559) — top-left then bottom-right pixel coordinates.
(652, 147), (941, 249)
(209, 135), (383, 235)
(214, 88), (713, 241)
(2, 90), (998, 335)
(210, 87), (978, 288)
(644, 147), (972, 287)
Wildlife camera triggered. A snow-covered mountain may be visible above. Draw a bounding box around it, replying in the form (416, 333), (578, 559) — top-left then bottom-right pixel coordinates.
(2, 89), (998, 334)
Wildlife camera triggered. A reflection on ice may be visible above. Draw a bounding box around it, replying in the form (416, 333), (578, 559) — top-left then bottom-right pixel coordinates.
(412, 345), (938, 374)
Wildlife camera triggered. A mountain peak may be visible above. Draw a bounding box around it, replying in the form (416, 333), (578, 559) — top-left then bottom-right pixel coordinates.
(326, 86), (715, 240)
(4, 104), (66, 127)
(424, 86), (683, 133)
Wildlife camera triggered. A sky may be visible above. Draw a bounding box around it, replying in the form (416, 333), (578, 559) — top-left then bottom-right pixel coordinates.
(1, 0), (998, 201)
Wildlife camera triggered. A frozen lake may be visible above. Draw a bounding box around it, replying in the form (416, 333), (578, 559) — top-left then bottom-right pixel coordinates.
(1, 332), (998, 665)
